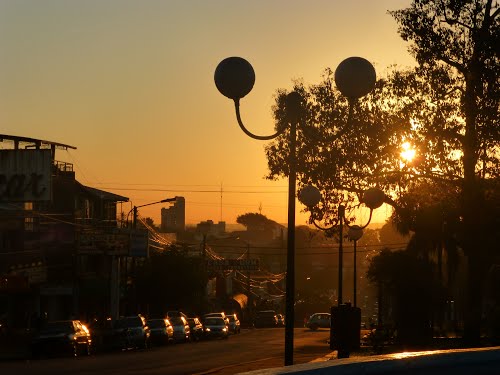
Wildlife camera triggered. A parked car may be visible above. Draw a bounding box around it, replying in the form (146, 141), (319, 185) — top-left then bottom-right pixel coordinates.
(227, 313), (241, 334)
(254, 310), (278, 328)
(187, 317), (204, 341)
(170, 316), (191, 342)
(203, 316), (229, 339)
(32, 320), (92, 358)
(204, 312), (229, 326)
(89, 317), (126, 352)
(276, 314), (285, 327)
(114, 315), (150, 349)
(148, 318), (174, 345)
(305, 313), (331, 330)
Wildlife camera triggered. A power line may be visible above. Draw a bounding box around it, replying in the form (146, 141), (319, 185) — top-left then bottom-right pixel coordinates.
(91, 187), (288, 194)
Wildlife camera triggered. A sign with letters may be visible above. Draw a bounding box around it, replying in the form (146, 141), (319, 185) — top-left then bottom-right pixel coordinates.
(0, 150), (52, 202)
(206, 259), (260, 271)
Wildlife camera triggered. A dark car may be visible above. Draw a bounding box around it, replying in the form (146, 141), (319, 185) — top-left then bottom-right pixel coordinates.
(170, 316), (191, 342)
(89, 317), (126, 352)
(32, 320), (92, 357)
(203, 317), (229, 339)
(114, 315), (150, 349)
(187, 317), (204, 341)
(305, 313), (331, 330)
(147, 318), (174, 345)
(254, 310), (278, 328)
(227, 314), (241, 334)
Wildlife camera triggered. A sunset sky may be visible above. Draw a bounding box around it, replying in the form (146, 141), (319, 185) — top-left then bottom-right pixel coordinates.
(0, 0), (415, 226)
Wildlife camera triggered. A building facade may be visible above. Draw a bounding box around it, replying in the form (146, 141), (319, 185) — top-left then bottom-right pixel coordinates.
(161, 196), (185, 233)
(0, 135), (129, 329)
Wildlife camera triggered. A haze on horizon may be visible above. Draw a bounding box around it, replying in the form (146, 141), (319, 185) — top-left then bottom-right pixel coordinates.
(0, 0), (414, 226)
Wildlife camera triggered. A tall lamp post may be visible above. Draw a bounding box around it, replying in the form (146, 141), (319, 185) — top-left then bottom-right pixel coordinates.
(132, 197), (177, 229)
(347, 225), (363, 308)
(214, 56), (375, 366)
(299, 185), (385, 357)
(124, 197), (177, 315)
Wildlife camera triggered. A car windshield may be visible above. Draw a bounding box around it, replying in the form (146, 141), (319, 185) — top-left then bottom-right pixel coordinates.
(205, 318), (224, 325)
(115, 317), (142, 328)
(148, 319), (165, 328)
(257, 311), (276, 318)
(41, 321), (74, 334)
(205, 313), (223, 318)
(170, 317), (184, 325)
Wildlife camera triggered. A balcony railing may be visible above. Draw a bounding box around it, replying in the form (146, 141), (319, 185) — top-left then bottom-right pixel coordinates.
(53, 160), (74, 173)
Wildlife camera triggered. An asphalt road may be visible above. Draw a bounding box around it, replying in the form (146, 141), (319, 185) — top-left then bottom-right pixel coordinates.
(0, 327), (332, 375)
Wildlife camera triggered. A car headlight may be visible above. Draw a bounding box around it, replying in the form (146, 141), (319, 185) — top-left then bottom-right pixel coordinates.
(222, 327), (227, 332)
(205, 328), (211, 332)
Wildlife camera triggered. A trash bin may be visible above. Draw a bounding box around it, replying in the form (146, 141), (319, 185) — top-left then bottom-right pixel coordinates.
(330, 303), (361, 358)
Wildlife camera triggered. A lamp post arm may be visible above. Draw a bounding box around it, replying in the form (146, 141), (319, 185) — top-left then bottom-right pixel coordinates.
(136, 198), (176, 209)
(309, 217), (340, 232)
(234, 99), (287, 141)
(343, 208), (374, 230)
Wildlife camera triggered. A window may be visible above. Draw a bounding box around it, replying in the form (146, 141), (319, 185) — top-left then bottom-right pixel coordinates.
(24, 202), (34, 231)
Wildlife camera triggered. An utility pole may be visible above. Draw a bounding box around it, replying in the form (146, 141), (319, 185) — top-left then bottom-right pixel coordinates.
(133, 206), (138, 229)
(247, 243), (252, 325)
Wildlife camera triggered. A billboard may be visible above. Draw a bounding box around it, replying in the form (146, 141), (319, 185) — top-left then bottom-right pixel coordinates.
(0, 149), (52, 201)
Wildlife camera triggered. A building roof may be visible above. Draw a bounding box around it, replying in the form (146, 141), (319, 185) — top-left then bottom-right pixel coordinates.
(0, 134), (76, 150)
(80, 184), (129, 202)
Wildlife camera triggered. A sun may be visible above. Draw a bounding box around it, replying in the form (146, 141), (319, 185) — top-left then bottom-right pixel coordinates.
(400, 142), (416, 163)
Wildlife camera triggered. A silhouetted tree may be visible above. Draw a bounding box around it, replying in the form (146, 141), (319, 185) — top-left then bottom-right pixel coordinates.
(236, 213), (277, 231)
(266, 0), (499, 344)
(367, 249), (445, 346)
(389, 0), (500, 343)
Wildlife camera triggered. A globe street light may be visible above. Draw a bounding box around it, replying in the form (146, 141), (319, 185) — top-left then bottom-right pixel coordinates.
(299, 185), (385, 357)
(214, 56), (375, 366)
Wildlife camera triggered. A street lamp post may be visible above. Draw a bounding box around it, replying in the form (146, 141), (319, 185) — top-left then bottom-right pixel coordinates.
(125, 197), (177, 315)
(299, 185), (385, 357)
(132, 197), (177, 229)
(347, 225), (364, 308)
(214, 56), (375, 366)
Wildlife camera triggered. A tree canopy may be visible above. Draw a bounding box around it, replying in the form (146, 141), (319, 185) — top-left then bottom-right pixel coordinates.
(236, 212), (279, 231)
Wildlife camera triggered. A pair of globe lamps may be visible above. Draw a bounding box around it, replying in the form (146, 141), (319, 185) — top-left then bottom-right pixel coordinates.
(214, 55), (384, 365)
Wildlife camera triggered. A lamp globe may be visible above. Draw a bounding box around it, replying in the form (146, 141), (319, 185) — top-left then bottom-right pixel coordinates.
(361, 187), (385, 210)
(214, 57), (255, 100)
(334, 57), (376, 99)
(298, 185), (322, 209)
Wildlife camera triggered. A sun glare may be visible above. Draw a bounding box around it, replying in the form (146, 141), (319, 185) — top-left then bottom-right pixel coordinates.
(400, 142), (416, 163)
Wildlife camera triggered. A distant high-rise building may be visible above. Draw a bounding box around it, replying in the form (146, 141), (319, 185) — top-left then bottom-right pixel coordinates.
(161, 196), (185, 233)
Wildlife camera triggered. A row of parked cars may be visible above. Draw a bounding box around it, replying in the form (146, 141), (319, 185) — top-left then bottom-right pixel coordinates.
(31, 311), (241, 358)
